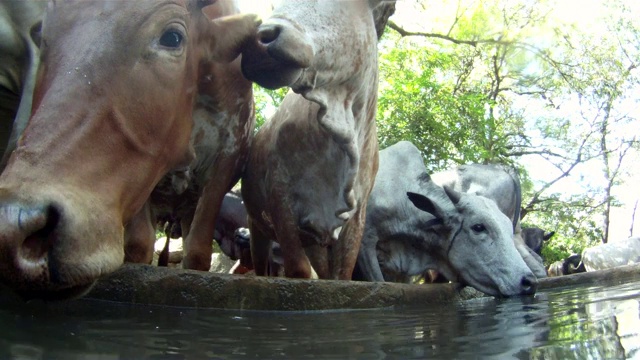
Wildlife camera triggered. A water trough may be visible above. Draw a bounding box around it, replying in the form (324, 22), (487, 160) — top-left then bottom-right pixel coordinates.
(37, 263), (640, 310)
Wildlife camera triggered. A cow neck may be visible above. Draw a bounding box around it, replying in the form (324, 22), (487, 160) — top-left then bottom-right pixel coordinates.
(300, 60), (379, 218)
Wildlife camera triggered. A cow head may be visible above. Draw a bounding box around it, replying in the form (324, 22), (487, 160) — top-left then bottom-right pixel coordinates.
(407, 182), (537, 297)
(0, 0), (259, 300)
(521, 226), (555, 256)
(241, 1), (383, 93)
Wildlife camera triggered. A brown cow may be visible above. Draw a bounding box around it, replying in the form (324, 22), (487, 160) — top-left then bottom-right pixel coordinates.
(241, 1), (388, 279)
(123, 1), (256, 272)
(0, 0), (259, 300)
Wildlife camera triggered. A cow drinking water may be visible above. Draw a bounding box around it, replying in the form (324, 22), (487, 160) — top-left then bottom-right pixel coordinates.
(430, 163), (548, 279)
(0, 0), (259, 300)
(356, 141), (537, 297)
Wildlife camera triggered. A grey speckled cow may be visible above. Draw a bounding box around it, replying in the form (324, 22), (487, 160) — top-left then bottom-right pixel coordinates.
(357, 141), (537, 297)
(241, 1), (394, 280)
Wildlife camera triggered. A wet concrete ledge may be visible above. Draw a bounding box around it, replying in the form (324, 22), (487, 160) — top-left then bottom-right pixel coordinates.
(76, 263), (640, 311)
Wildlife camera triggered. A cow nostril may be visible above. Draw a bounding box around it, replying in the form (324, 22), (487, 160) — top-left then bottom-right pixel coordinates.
(520, 275), (538, 295)
(258, 24), (281, 45)
(234, 227), (251, 248)
(20, 205), (60, 263)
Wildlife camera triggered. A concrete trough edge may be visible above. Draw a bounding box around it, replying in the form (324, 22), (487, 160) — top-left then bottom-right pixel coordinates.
(78, 263), (640, 311)
(84, 264), (463, 311)
(2, 263), (638, 311)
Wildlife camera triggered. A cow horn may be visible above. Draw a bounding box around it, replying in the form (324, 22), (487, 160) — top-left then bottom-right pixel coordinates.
(443, 185), (461, 205)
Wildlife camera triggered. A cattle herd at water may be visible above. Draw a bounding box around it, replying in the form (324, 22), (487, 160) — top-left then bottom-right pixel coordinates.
(0, 0), (638, 302)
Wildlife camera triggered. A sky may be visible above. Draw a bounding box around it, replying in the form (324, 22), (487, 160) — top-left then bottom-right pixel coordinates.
(236, 0), (640, 242)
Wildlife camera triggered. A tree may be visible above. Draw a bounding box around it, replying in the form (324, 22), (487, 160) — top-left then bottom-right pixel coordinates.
(375, 0), (640, 263)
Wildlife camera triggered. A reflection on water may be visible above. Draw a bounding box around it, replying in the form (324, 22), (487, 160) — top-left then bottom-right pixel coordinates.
(0, 280), (639, 359)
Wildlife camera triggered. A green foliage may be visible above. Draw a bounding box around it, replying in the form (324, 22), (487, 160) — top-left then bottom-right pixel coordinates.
(377, 35), (503, 172)
(253, 85), (287, 130)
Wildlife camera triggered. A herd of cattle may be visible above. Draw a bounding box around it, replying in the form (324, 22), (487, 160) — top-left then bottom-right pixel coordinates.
(0, 0), (637, 302)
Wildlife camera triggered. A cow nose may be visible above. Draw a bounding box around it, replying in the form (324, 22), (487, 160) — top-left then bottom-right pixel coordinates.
(257, 20), (313, 68)
(0, 202), (60, 279)
(520, 274), (538, 295)
(258, 23), (281, 45)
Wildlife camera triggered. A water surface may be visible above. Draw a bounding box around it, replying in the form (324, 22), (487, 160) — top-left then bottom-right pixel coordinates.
(1, 279), (639, 359)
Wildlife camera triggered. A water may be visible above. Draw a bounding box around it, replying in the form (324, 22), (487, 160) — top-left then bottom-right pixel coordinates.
(0, 279), (639, 359)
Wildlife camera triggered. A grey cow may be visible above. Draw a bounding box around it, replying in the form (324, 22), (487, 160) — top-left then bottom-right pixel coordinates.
(521, 226), (555, 256)
(241, 1), (393, 280)
(431, 163), (547, 279)
(357, 141), (537, 297)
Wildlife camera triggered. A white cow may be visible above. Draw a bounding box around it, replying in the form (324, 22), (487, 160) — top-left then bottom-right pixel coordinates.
(582, 237), (640, 272)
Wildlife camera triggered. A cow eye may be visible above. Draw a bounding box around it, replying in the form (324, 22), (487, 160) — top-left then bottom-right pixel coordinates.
(471, 224), (486, 232)
(159, 30), (183, 48)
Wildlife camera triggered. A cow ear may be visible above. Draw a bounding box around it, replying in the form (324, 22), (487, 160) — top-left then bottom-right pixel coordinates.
(206, 13), (261, 62)
(543, 231), (555, 241)
(443, 185), (461, 205)
(407, 191), (444, 221)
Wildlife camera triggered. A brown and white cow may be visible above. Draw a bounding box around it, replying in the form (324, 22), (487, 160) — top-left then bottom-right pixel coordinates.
(240, 0), (392, 279)
(123, 0), (257, 272)
(0, 0), (259, 299)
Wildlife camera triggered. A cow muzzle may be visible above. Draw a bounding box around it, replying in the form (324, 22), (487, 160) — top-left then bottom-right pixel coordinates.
(241, 18), (314, 90)
(0, 190), (123, 300)
(519, 273), (538, 295)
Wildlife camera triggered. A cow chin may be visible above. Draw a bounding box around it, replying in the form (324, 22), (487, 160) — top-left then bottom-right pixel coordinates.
(0, 186), (125, 300)
(452, 254), (537, 298)
(460, 268), (536, 298)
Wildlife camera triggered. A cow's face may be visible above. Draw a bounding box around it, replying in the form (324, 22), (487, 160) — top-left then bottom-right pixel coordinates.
(522, 227), (554, 255)
(241, 0), (379, 92)
(408, 187), (537, 297)
(0, 0), (258, 299)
